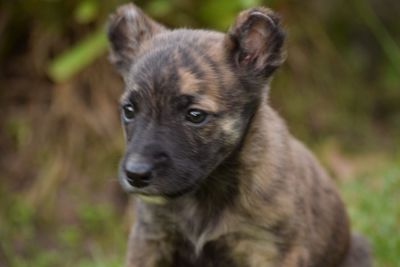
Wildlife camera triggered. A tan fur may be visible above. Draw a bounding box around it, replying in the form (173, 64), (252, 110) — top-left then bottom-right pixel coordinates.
(178, 69), (220, 113)
(178, 69), (201, 95)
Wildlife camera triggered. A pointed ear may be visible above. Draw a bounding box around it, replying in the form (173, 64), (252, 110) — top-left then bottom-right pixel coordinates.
(225, 7), (285, 77)
(107, 4), (166, 75)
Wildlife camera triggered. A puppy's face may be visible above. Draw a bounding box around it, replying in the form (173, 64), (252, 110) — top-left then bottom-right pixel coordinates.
(108, 4), (284, 200)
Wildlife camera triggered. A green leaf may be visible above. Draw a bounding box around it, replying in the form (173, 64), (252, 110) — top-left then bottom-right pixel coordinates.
(47, 26), (107, 83)
(75, 0), (98, 24)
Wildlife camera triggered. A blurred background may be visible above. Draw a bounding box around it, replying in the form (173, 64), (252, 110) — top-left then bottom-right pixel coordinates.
(0, 0), (399, 266)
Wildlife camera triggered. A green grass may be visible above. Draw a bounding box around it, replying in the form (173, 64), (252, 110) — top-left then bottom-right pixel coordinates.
(340, 161), (400, 267)
(0, 195), (126, 267)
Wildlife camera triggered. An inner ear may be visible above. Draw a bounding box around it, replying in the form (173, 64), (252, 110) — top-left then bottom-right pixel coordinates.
(226, 7), (285, 77)
(107, 3), (167, 76)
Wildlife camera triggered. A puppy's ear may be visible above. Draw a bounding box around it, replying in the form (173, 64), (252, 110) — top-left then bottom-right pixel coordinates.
(107, 4), (166, 75)
(225, 7), (285, 77)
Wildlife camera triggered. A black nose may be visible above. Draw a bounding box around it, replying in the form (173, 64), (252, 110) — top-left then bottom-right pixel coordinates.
(124, 161), (153, 188)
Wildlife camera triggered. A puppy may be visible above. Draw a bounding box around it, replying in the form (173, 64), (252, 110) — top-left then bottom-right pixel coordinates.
(107, 4), (371, 267)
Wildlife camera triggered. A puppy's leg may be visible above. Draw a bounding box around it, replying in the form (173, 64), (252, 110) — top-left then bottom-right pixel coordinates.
(231, 237), (309, 267)
(125, 225), (173, 267)
(339, 233), (372, 267)
(279, 247), (309, 267)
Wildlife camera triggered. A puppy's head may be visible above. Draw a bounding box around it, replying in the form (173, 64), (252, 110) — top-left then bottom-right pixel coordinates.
(108, 4), (285, 201)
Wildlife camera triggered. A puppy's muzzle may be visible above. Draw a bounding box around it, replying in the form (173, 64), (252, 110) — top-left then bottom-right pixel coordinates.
(123, 148), (169, 188)
(124, 161), (153, 188)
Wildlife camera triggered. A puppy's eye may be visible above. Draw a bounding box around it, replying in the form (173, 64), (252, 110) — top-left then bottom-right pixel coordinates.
(122, 103), (135, 122)
(185, 109), (208, 124)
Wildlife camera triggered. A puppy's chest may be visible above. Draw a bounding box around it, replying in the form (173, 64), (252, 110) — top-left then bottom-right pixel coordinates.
(168, 211), (279, 267)
(170, 231), (279, 267)
(172, 236), (241, 267)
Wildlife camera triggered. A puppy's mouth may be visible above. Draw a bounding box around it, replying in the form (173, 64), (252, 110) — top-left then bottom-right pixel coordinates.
(120, 176), (199, 204)
(134, 184), (196, 205)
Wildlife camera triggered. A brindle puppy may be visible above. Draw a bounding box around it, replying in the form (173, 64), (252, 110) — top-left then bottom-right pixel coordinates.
(107, 4), (371, 267)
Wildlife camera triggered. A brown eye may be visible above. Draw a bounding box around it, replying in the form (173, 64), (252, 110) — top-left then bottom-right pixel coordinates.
(122, 104), (135, 122)
(185, 109), (208, 124)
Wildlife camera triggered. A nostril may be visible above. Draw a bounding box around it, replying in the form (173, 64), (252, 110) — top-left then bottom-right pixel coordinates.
(124, 162), (152, 188)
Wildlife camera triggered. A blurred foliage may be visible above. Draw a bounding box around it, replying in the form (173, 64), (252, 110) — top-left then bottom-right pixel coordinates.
(0, 0), (399, 266)
(48, 27), (107, 82)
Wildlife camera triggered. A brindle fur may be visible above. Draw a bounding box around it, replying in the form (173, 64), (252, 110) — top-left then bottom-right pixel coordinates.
(107, 4), (371, 267)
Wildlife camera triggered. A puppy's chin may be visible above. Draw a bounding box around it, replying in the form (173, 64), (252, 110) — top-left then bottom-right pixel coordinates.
(137, 194), (169, 205)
